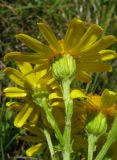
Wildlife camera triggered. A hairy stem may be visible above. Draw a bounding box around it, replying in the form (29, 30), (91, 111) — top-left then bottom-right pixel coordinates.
(44, 129), (54, 159)
(41, 97), (63, 146)
(88, 134), (97, 160)
(62, 79), (73, 160)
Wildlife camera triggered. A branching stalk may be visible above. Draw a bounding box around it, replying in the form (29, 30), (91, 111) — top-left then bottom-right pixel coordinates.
(95, 115), (117, 160)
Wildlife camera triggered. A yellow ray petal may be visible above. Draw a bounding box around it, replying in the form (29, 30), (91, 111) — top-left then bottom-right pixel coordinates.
(49, 92), (62, 100)
(80, 35), (117, 56)
(99, 50), (117, 61)
(50, 82), (58, 90)
(79, 52), (101, 62)
(101, 89), (117, 108)
(6, 102), (22, 110)
(4, 52), (48, 64)
(14, 103), (28, 127)
(72, 24), (103, 54)
(26, 143), (46, 157)
(4, 67), (31, 88)
(51, 101), (63, 107)
(17, 62), (37, 86)
(77, 71), (91, 83)
(14, 103), (34, 128)
(4, 87), (27, 97)
(71, 89), (86, 99)
(64, 18), (85, 52)
(38, 23), (62, 52)
(48, 78), (58, 87)
(20, 135), (45, 142)
(78, 50), (116, 62)
(37, 68), (55, 86)
(37, 74), (54, 88)
(25, 63), (50, 79)
(78, 62), (112, 72)
(24, 124), (44, 137)
(29, 107), (40, 125)
(17, 62), (33, 73)
(35, 67), (47, 83)
(6, 101), (19, 107)
(16, 34), (54, 55)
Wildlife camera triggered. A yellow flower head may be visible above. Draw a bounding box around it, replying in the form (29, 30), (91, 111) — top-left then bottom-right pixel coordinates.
(3, 62), (58, 128)
(5, 18), (117, 82)
(84, 89), (117, 116)
(16, 89), (87, 157)
(3, 61), (86, 129)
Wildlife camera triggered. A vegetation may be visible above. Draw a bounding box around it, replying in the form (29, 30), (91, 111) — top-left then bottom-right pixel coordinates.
(0, 0), (117, 159)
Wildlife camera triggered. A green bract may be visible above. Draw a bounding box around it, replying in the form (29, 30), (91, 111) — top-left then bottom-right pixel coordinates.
(52, 54), (76, 82)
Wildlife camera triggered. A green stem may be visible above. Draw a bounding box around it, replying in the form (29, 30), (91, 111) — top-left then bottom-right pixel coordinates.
(91, 73), (99, 94)
(95, 115), (117, 160)
(0, 138), (5, 160)
(101, 2), (115, 35)
(88, 134), (97, 160)
(41, 98), (63, 146)
(61, 79), (73, 160)
(85, 82), (91, 93)
(43, 129), (54, 159)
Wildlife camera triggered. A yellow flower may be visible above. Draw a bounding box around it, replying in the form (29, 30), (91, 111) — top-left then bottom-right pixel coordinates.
(3, 62), (58, 128)
(4, 61), (85, 128)
(5, 18), (117, 82)
(84, 89), (117, 116)
(16, 90), (86, 157)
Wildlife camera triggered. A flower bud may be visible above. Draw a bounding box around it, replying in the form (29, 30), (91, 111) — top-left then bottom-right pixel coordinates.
(52, 54), (76, 82)
(86, 113), (107, 137)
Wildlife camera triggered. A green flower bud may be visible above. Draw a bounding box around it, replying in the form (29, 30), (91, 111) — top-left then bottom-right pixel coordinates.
(52, 54), (76, 82)
(86, 113), (107, 137)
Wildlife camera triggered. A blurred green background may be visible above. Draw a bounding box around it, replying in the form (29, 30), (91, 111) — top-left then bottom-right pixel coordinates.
(0, 0), (117, 159)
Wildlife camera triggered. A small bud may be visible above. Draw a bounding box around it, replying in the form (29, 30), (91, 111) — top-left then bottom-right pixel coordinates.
(52, 54), (76, 81)
(86, 112), (107, 137)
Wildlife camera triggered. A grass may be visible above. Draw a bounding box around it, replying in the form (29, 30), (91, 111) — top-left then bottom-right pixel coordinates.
(0, 0), (117, 159)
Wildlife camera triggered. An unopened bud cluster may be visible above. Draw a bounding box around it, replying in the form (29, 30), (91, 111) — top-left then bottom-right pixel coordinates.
(52, 54), (76, 82)
(86, 113), (107, 137)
